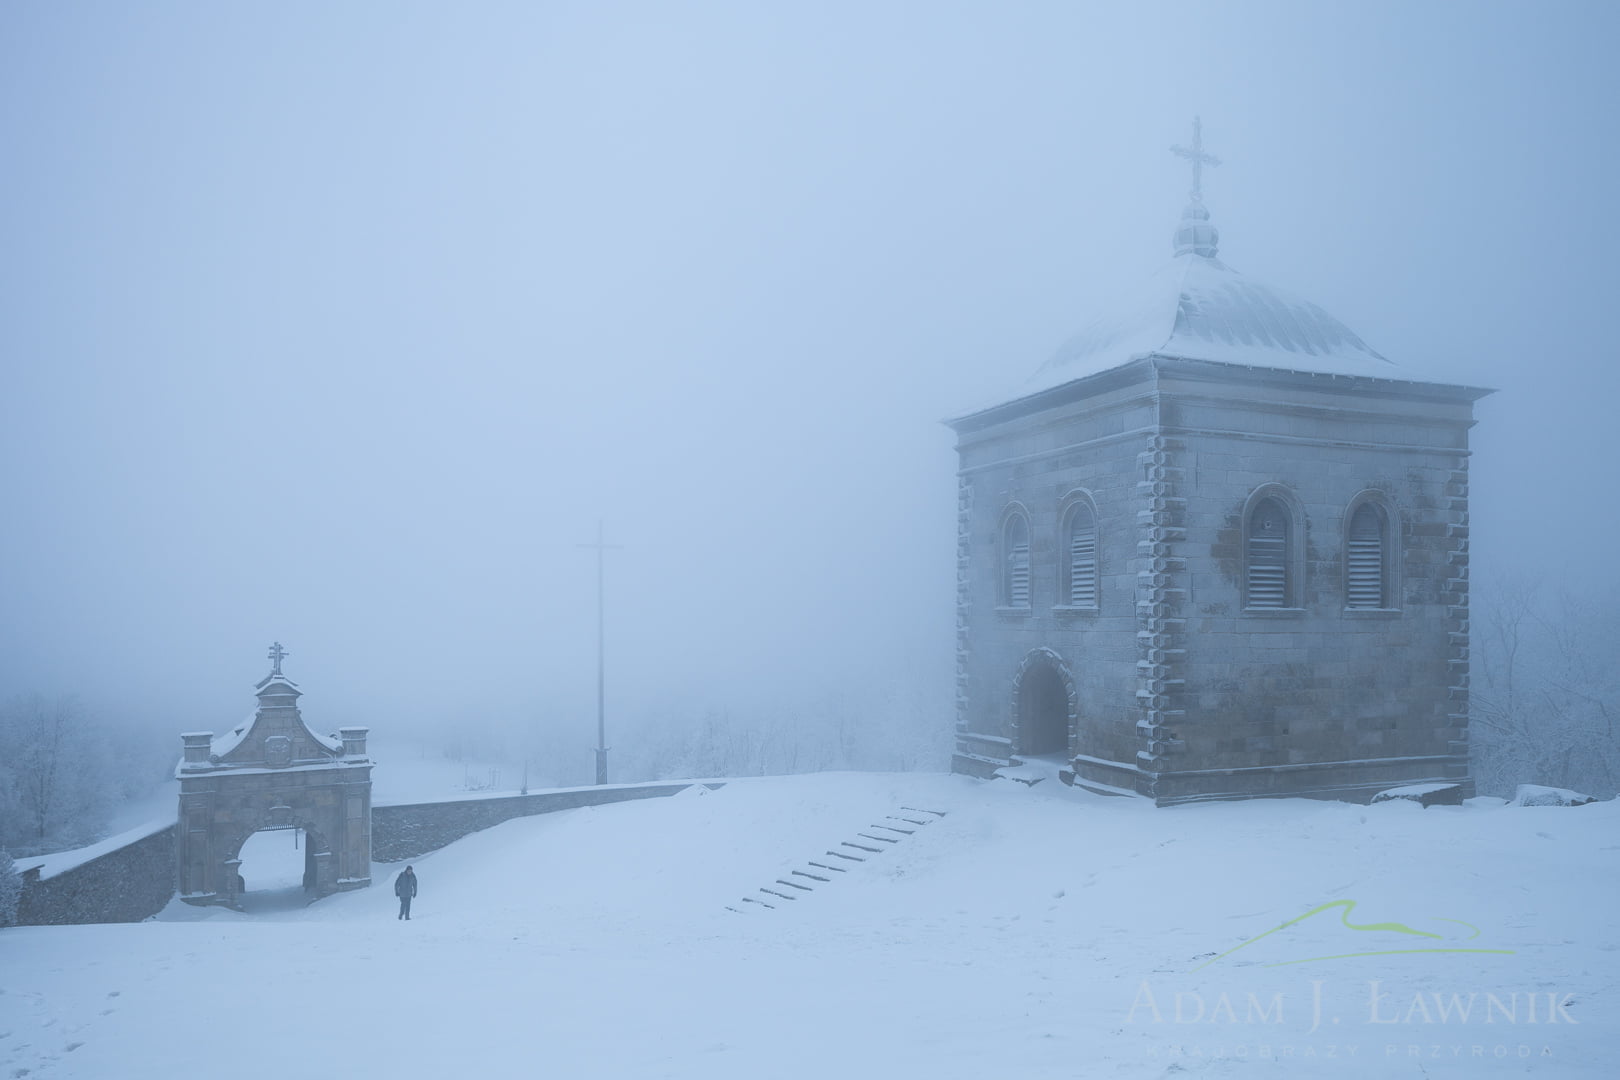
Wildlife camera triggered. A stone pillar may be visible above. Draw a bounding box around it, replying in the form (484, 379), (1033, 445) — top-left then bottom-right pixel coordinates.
(311, 851), (333, 896)
(223, 857), (243, 909)
(181, 732), (213, 766)
(339, 727), (369, 758)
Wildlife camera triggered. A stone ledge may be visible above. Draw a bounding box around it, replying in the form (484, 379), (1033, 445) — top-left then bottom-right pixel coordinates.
(371, 781), (725, 863)
(1371, 782), (1465, 808)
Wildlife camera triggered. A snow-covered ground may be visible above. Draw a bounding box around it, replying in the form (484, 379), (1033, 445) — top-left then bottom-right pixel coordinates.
(3, 772), (1615, 1078)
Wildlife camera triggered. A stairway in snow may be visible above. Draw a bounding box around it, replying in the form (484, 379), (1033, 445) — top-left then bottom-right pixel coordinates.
(725, 805), (947, 912)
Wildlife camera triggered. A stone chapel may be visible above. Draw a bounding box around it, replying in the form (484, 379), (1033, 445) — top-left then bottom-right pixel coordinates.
(948, 121), (1492, 805)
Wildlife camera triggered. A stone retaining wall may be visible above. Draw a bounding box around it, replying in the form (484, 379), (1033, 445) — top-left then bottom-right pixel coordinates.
(15, 824), (177, 926)
(9, 780), (723, 926)
(371, 782), (724, 863)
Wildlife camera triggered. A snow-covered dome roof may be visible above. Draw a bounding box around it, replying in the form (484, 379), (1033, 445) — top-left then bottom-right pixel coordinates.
(1027, 251), (1398, 394)
(1019, 118), (1405, 395)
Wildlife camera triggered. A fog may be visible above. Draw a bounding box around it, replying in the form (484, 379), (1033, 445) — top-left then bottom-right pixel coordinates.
(2, 2), (1616, 789)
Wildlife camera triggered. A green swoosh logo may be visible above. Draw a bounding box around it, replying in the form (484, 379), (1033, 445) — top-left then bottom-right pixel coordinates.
(1191, 900), (1516, 971)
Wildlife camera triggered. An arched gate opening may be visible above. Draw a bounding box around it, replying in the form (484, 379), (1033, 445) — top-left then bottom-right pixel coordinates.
(1013, 649), (1077, 759)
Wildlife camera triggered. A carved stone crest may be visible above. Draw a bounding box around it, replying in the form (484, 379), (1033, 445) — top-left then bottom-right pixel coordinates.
(263, 735), (292, 768)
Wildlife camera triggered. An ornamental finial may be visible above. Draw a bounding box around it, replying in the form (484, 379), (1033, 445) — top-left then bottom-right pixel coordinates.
(1171, 115), (1221, 202)
(267, 641), (288, 677)
(1170, 116), (1222, 257)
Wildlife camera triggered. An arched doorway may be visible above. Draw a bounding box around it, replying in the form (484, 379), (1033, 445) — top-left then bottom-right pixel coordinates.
(235, 827), (317, 912)
(1015, 652), (1073, 758)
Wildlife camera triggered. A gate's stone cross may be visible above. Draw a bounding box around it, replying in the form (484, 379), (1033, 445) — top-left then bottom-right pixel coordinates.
(268, 641), (288, 676)
(1171, 116), (1221, 201)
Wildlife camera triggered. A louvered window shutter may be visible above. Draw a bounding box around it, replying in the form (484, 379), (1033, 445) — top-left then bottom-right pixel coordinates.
(1068, 507), (1097, 607)
(1006, 516), (1030, 607)
(1010, 545), (1031, 606)
(1246, 500), (1289, 608)
(1347, 503), (1384, 608)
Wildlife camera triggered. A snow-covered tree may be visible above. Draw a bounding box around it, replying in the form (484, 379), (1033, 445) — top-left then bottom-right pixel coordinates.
(1473, 577), (1620, 798)
(0, 696), (116, 855)
(0, 849), (21, 928)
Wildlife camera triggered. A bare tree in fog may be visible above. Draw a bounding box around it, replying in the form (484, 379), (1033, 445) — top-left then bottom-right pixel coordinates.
(1473, 576), (1620, 797)
(0, 696), (113, 854)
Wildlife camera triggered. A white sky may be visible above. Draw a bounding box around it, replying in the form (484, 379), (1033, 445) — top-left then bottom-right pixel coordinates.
(2, 1), (1615, 748)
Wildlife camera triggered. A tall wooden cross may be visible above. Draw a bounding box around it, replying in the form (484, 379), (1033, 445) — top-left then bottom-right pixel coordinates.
(1171, 116), (1222, 200)
(268, 641), (288, 676)
(577, 520), (622, 785)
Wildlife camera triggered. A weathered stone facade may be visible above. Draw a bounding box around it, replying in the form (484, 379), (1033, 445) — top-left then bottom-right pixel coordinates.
(176, 660), (373, 907)
(950, 356), (1489, 805)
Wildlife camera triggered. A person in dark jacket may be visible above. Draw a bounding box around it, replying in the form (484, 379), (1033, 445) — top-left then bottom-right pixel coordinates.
(395, 865), (418, 920)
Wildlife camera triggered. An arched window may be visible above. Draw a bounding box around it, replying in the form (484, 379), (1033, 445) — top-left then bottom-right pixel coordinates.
(1246, 498), (1290, 608)
(1002, 513), (1031, 608)
(1346, 502), (1387, 608)
(1063, 502), (1098, 607)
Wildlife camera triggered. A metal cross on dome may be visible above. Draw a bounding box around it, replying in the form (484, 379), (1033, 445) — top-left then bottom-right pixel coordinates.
(268, 641), (289, 676)
(1171, 116), (1222, 201)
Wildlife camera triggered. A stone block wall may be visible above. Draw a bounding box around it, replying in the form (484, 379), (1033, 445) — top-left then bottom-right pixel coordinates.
(952, 364), (1157, 782)
(371, 782), (725, 862)
(15, 824), (177, 926)
(1151, 365), (1476, 803)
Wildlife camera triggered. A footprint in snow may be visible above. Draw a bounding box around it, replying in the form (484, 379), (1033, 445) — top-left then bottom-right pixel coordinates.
(64, 1043), (83, 1053)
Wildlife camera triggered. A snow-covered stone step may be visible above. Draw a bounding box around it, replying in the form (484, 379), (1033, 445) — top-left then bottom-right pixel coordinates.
(760, 887), (798, 901)
(901, 805), (948, 817)
(792, 869), (831, 883)
(824, 849), (865, 862)
(1372, 782), (1464, 808)
(775, 878), (813, 892)
(993, 763), (1048, 787)
(868, 823), (915, 836)
(807, 860), (848, 873)
(855, 832), (900, 845)
(840, 840), (882, 854)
